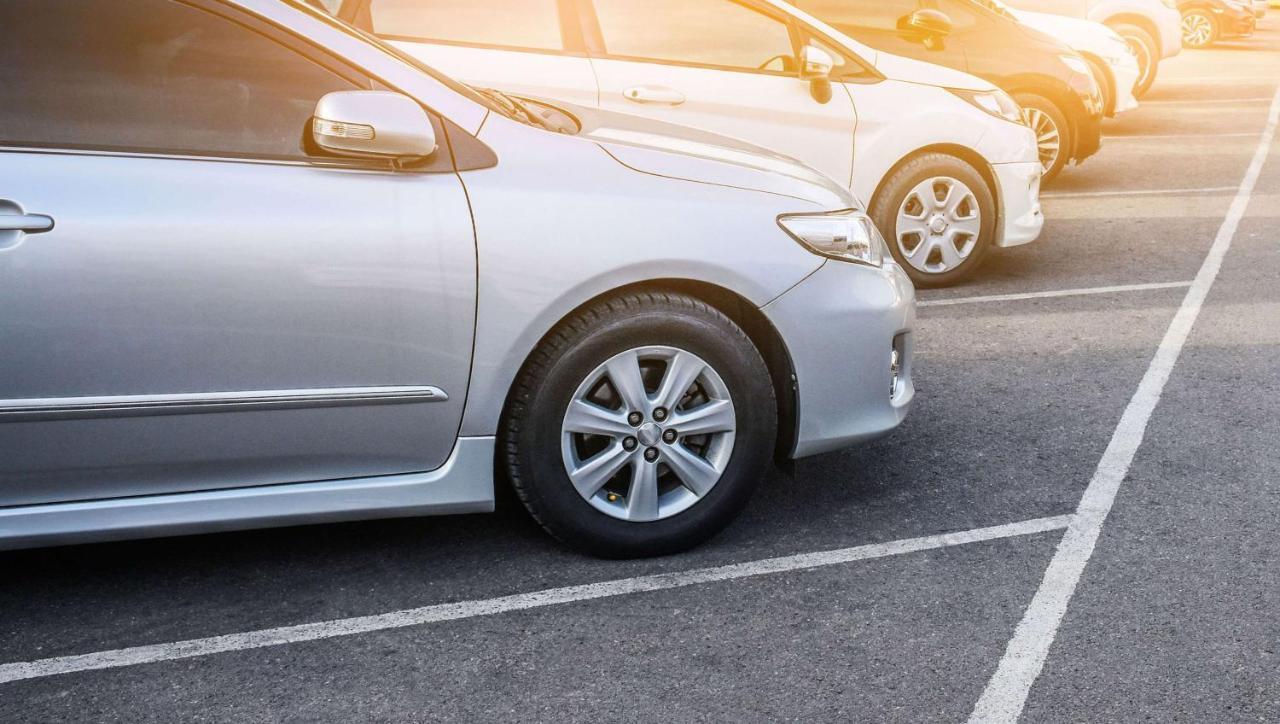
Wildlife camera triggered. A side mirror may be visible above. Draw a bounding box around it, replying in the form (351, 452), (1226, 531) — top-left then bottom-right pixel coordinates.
(899, 9), (953, 49)
(800, 44), (835, 104)
(312, 91), (437, 161)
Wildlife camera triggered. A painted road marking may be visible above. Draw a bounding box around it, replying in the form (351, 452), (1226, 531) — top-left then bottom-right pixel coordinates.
(918, 282), (1193, 308)
(0, 514), (1074, 685)
(1042, 186), (1237, 199)
(968, 85), (1280, 724)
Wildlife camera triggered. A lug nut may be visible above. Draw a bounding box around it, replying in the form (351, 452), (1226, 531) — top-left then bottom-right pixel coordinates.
(653, 407), (668, 422)
(662, 429), (677, 444)
(627, 411), (643, 426)
(643, 447), (659, 463)
(622, 436), (637, 451)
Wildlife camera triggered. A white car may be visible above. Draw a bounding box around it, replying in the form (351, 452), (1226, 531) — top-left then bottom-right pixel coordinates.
(1001, 0), (1182, 96)
(333, 0), (1044, 287)
(1012, 8), (1141, 115)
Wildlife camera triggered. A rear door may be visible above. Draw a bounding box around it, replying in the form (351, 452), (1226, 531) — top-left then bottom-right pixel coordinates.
(0, 0), (476, 506)
(585, 0), (857, 188)
(349, 0), (600, 109)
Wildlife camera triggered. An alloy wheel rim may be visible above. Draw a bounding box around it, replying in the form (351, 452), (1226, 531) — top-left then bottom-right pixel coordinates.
(1182, 14), (1212, 46)
(1023, 107), (1062, 175)
(560, 345), (736, 522)
(895, 176), (982, 275)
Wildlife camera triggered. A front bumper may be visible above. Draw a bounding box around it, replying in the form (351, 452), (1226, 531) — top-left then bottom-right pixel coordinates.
(1111, 61), (1142, 114)
(1218, 6), (1258, 36)
(993, 161), (1043, 248)
(763, 259), (915, 459)
(1154, 5), (1185, 58)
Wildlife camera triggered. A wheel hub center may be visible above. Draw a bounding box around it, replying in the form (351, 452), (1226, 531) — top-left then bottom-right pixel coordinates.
(929, 215), (948, 234)
(636, 422), (661, 447)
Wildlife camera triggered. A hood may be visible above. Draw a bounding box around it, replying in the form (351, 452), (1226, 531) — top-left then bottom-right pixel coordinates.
(1012, 9), (1130, 57)
(556, 101), (854, 208)
(870, 51), (994, 92)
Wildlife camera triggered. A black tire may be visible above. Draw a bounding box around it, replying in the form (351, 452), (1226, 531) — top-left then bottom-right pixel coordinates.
(1111, 22), (1159, 97)
(1015, 92), (1072, 185)
(1083, 55), (1115, 117)
(500, 291), (776, 558)
(870, 152), (996, 288)
(1181, 9), (1218, 49)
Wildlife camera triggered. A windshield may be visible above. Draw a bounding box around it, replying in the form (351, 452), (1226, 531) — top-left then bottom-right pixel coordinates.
(279, 0), (509, 115)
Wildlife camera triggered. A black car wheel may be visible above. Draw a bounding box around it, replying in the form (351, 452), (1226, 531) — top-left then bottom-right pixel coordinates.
(501, 291), (776, 558)
(1111, 22), (1159, 97)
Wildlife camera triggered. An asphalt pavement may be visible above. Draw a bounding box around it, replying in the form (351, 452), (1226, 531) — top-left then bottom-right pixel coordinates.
(2, 20), (1278, 722)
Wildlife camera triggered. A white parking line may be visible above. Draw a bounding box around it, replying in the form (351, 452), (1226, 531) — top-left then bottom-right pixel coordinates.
(0, 514), (1074, 685)
(1141, 97), (1274, 105)
(1041, 186), (1236, 199)
(1104, 132), (1258, 140)
(968, 86), (1280, 724)
(917, 281), (1192, 308)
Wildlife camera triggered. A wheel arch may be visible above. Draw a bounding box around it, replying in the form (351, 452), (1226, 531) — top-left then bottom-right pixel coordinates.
(870, 144), (1002, 231)
(1106, 13), (1164, 55)
(1078, 51), (1117, 116)
(496, 279), (802, 473)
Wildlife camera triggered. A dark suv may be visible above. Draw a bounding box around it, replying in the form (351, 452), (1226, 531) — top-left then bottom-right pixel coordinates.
(795, 0), (1105, 183)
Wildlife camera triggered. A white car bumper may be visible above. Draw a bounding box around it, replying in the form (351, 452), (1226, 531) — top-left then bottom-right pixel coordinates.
(993, 161), (1044, 248)
(1112, 60), (1142, 114)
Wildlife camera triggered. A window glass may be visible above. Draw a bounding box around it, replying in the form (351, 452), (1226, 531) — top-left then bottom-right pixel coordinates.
(369, 0), (564, 50)
(0, 0), (361, 159)
(593, 0), (795, 72)
(794, 0), (920, 32)
(933, 0), (985, 29)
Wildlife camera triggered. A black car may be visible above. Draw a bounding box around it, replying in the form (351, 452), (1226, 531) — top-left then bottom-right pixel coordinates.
(1179, 0), (1256, 48)
(795, 0), (1105, 183)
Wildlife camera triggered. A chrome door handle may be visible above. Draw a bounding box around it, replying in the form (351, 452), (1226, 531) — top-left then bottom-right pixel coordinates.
(622, 85), (686, 106)
(0, 213), (55, 233)
(0, 200), (55, 250)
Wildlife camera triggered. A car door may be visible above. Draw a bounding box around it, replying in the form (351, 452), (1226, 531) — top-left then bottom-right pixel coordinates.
(348, 0), (600, 109)
(0, 0), (476, 507)
(584, 0), (858, 188)
(795, 0), (969, 71)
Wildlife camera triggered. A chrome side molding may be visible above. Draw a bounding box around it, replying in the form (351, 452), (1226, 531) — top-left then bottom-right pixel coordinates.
(0, 386), (448, 422)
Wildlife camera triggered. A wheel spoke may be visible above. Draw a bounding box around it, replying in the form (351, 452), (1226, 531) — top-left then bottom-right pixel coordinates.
(661, 443), (722, 497)
(563, 399), (633, 438)
(626, 461), (660, 521)
(668, 399), (735, 437)
(652, 350), (704, 411)
(567, 442), (631, 498)
(906, 237), (935, 265)
(938, 235), (965, 268)
(604, 350), (649, 415)
(948, 214), (982, 238)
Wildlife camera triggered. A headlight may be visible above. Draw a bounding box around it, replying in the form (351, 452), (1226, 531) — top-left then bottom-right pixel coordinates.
(947, 88), (1024, 124)
(1060, 54), (1092, 76)
(777, 209), (885, 267)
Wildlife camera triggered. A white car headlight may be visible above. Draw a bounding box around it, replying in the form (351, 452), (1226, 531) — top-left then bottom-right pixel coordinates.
(1060, 54), (1093, 77)
(777, 209), (885, 267)
(948, 88), (1025, 125)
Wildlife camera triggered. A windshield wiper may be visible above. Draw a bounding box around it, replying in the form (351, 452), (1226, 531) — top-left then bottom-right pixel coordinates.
(472, 87), (561, 132)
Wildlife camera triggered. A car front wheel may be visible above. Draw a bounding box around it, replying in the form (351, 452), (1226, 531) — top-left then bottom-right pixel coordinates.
(1015, 92), (1072, 184)
(871, 153), (996, 288)
(1111, 22), (1158, 97)
(501, 291), (776, 558)
(1181, 9), (1218, 48)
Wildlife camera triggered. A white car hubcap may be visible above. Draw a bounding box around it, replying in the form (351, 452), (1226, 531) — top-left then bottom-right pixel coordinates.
(560, 346), (736, 522)
(895, 177), (982, 275)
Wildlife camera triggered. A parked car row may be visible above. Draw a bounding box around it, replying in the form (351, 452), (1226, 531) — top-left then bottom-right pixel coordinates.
(0, 0), (1248, 556)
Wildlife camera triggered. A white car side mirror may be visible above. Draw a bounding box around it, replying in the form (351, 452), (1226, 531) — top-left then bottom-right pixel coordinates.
(312, 91), (437, 161)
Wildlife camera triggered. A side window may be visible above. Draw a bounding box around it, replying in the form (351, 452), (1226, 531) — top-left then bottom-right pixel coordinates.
(0, 0), (362, 160)
(794, 0), (921, 32)
(368, 0), (565, 51)
(591, 0), (797, 73)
